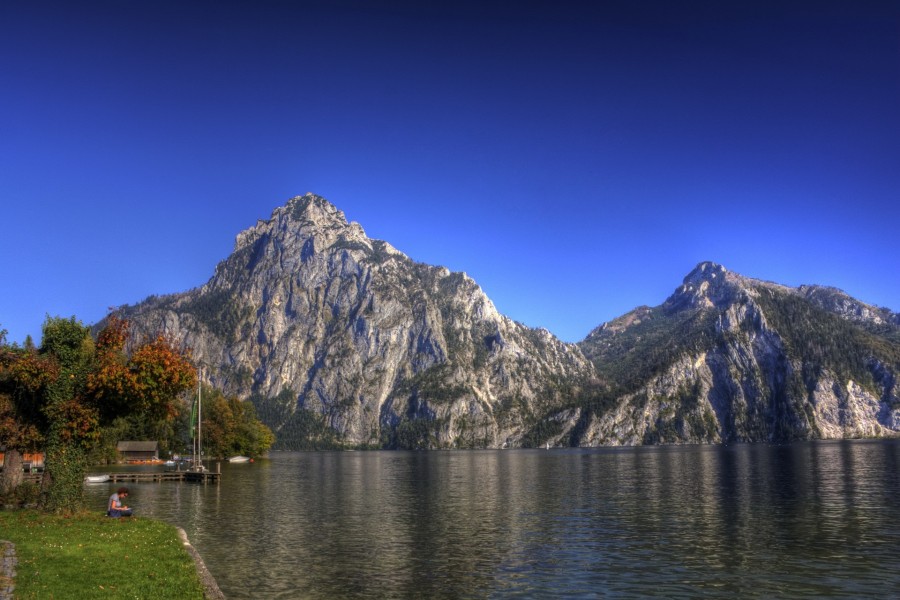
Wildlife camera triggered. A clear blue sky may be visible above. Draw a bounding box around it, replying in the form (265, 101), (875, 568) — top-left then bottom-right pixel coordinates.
(2, 0), (898, 344)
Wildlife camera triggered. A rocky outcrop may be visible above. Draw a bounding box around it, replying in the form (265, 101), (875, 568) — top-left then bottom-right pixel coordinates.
(799, 285), (900, 330)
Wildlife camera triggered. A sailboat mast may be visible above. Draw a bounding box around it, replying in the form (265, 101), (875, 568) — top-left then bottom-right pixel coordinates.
(198, 366), (202, 468)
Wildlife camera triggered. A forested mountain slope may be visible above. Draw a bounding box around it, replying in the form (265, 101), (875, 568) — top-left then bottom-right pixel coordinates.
(572, 262), (900, 445)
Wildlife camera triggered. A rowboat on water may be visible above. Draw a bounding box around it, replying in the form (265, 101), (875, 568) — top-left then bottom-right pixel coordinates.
(227, 456), (251, 463)
(85, 474), (110, 483)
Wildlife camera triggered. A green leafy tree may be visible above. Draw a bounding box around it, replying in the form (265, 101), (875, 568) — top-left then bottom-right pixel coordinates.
(38, 316), (98, 511)
(197, 386), (275, 459)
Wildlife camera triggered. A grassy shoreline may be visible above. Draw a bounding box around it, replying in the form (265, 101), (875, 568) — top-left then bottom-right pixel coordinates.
(0, 510), (207, 599)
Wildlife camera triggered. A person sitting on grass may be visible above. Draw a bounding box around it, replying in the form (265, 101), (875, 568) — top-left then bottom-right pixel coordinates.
(107, 487), (133, 517)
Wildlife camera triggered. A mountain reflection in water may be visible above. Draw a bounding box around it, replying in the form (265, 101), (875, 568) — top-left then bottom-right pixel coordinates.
(84, 441), (900, 598)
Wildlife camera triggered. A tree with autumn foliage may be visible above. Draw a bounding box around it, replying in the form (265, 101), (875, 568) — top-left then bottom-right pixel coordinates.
(0, 342), (57, 496)
(0, 315), (196, 512)
(87, 315), (196, 425)
(87, 315), (197, 461)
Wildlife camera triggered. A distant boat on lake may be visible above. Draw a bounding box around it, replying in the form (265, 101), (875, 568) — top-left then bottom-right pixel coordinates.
(228, 456), (251, 463)
(84, 474), (110, 483)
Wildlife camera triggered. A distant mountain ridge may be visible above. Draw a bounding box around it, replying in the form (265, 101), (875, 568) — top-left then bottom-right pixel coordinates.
(576, 262), (900, 444)
(114, 194), (900, 448)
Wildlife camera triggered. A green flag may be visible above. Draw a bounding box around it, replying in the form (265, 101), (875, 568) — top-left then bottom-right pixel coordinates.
(190, 398), (198, 439)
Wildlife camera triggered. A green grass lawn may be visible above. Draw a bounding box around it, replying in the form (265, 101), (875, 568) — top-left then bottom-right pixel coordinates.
(0, 510), (206, 599)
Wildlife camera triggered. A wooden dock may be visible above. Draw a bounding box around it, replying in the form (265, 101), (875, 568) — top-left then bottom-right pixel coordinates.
(15, 467), (221, 485)
(99, 470), (220, 484)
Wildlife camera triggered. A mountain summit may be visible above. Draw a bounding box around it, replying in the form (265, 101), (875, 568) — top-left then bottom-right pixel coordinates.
(118, 194), (593, 448)
(116, 196), (900, 448)
(577, 261), (900, 444)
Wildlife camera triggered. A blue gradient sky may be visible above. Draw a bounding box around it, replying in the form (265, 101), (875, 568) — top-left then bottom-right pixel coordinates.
(2, 0), (898, 344)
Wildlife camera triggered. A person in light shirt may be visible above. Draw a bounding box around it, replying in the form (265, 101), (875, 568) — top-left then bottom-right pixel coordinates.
(107, 487), (133, 517)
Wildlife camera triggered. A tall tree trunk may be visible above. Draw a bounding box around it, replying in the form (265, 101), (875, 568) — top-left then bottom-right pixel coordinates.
(0, 448), (24, 495)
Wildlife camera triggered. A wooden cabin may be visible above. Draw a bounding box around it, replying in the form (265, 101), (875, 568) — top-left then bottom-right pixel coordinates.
(116, 441), (160, 463)
(0, 451), (45, 471)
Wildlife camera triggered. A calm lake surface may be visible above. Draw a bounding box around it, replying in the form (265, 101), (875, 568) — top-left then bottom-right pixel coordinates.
(84, 441), (900, 599)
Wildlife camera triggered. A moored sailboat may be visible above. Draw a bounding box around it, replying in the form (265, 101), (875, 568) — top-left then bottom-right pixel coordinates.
(189, 366), (206, 472)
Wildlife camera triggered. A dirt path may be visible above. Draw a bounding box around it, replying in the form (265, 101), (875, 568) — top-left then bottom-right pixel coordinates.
(0, 541), (15, 600)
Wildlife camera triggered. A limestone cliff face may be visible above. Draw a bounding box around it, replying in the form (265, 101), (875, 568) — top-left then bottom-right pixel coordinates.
(118, 194), (594, 448)
(116, 197), (899, 449)
(571, 262), (900, 446)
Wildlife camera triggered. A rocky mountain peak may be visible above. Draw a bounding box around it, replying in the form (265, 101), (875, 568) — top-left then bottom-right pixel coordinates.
(233, 193), (371, 256)
(282, 193), (348, 226)
(683, 261), (727, 285)
(667, 261), (741, 309)
(577, 260), (899, 447)
(118, 193), (597, 450)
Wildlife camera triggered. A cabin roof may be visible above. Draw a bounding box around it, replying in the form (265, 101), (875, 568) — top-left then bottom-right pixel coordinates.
(116, 441), (159, 452)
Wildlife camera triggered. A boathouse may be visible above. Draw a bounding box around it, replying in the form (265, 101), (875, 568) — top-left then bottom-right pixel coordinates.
(116, 441), (159, 462)
(0, 450), (45, 472)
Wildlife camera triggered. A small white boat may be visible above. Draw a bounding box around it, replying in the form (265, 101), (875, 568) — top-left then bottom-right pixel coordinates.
(85, 474), (110, 483)
(227, 455), (251, 463)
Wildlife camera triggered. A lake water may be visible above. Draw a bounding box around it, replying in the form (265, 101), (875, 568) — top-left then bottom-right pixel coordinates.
(84, 441), (900, 599)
